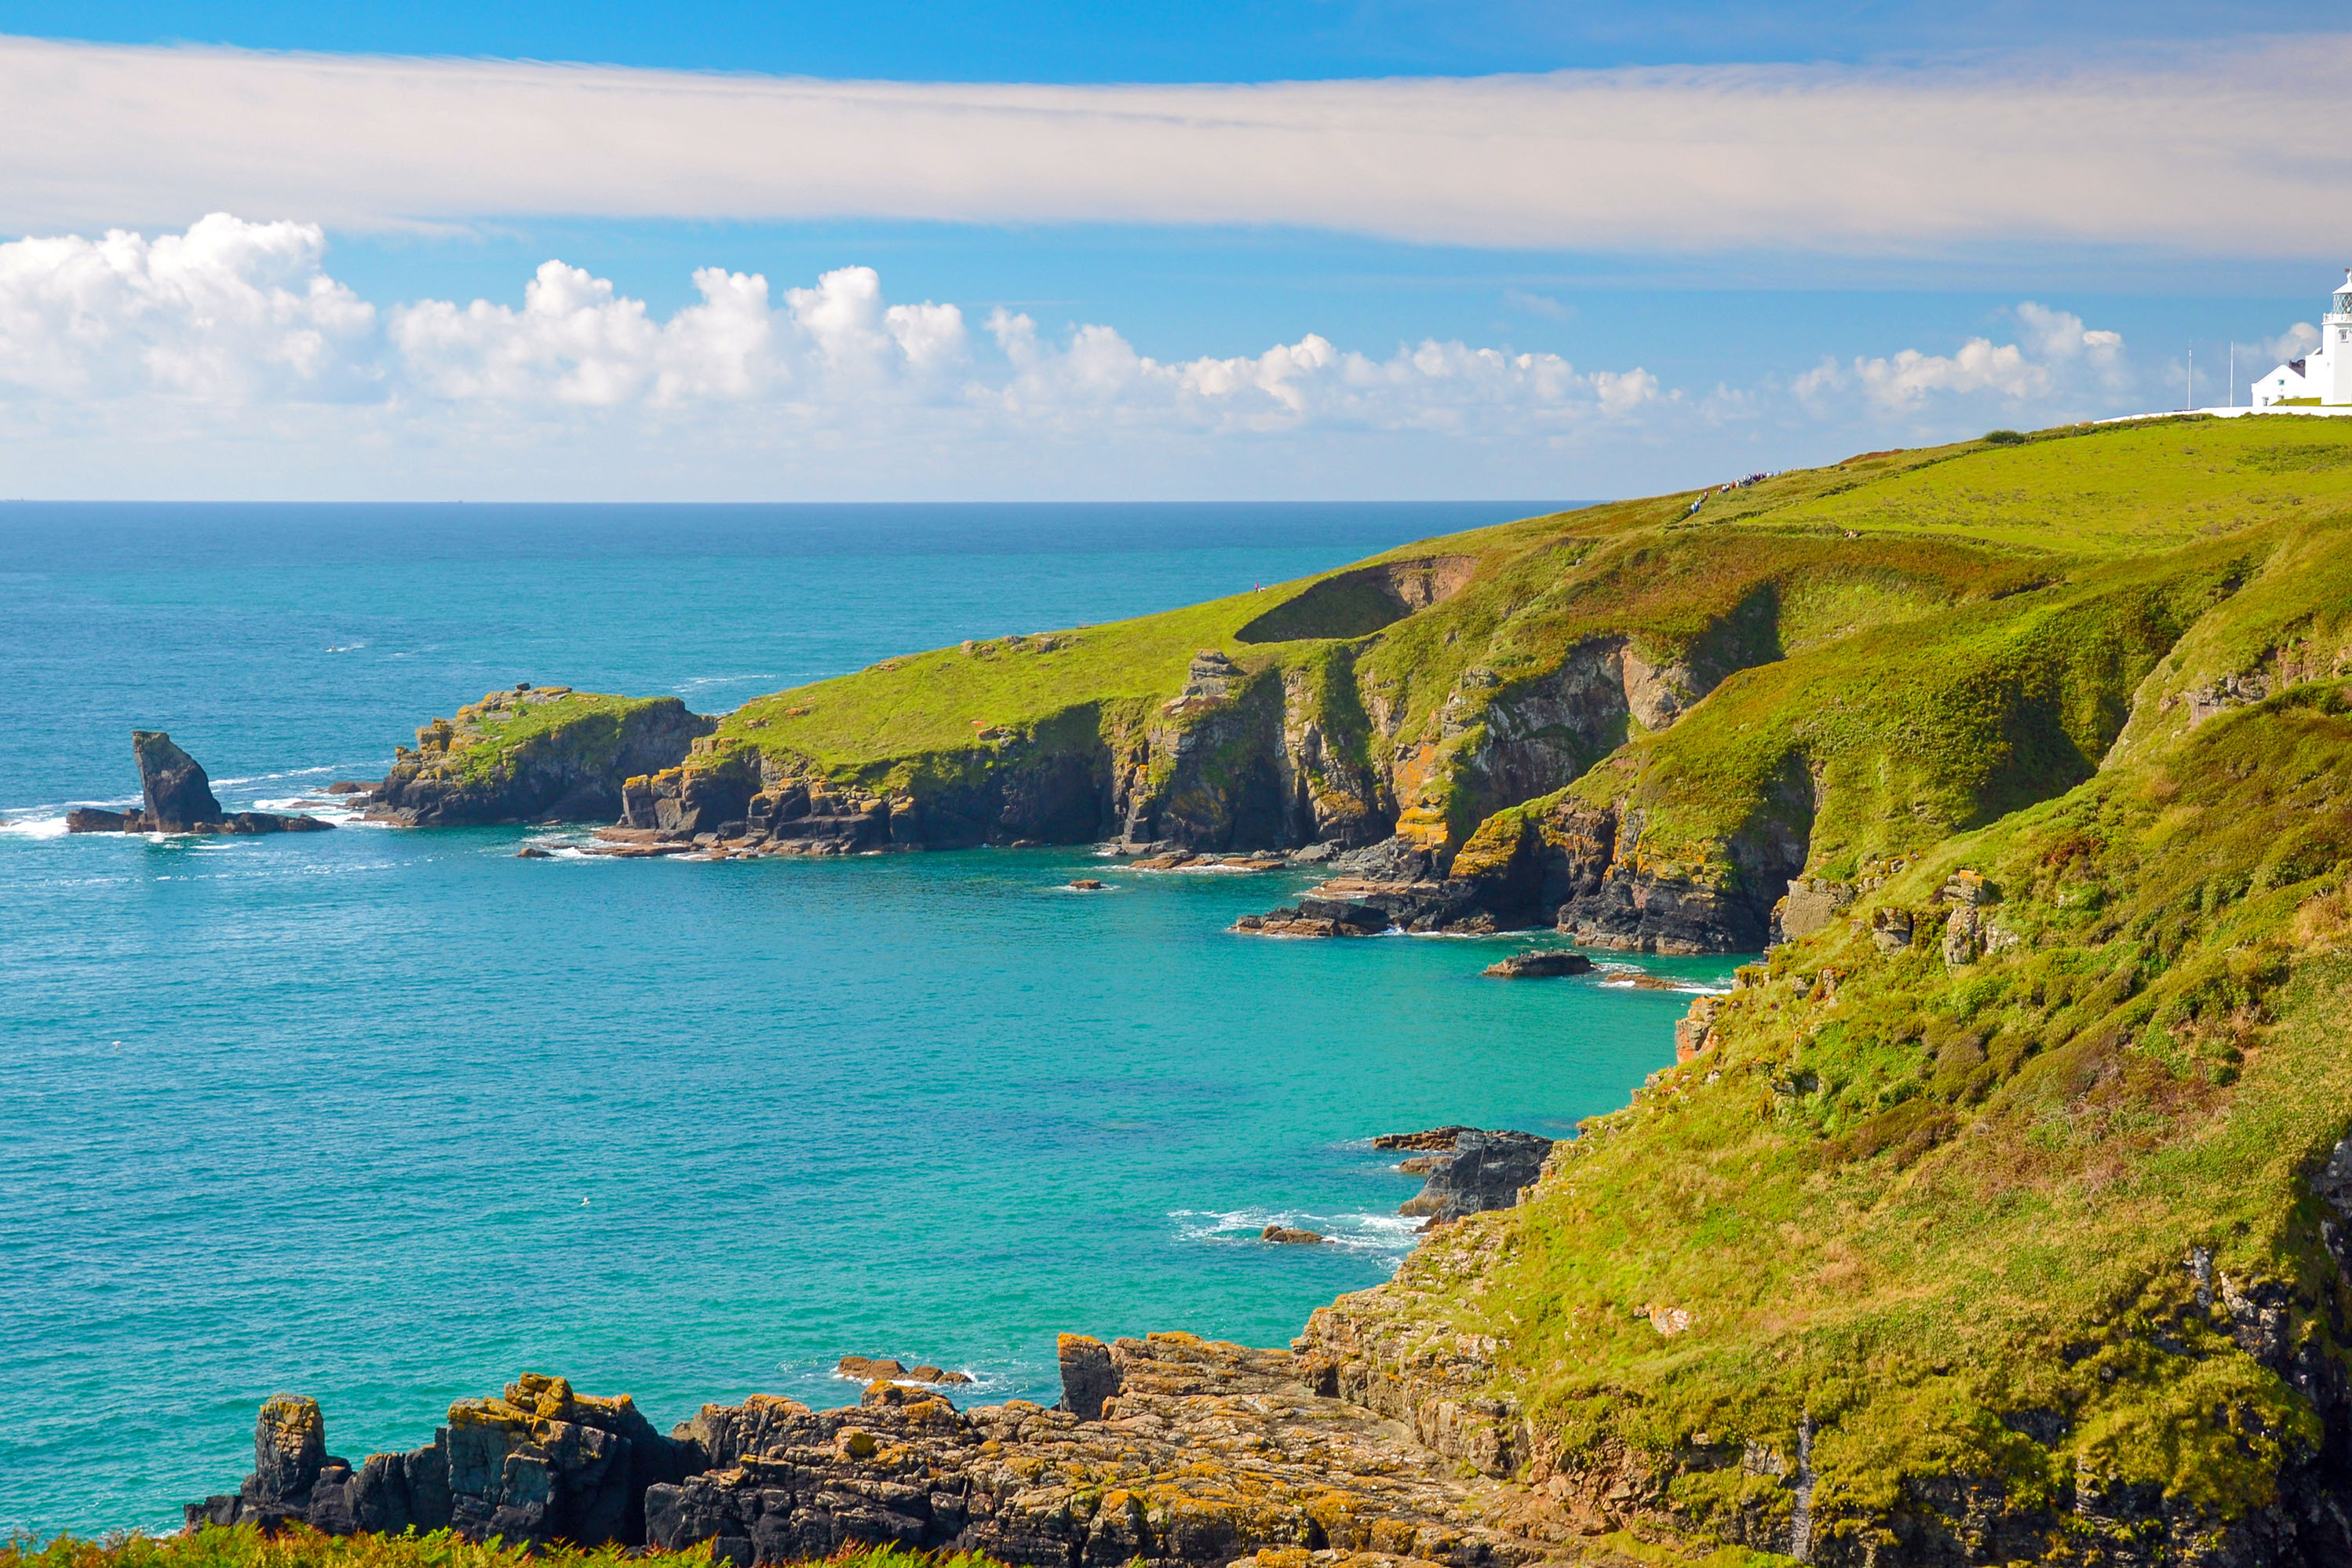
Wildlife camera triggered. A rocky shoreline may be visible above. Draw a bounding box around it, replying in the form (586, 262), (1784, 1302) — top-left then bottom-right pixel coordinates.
(181, 1125), (1578, 1565)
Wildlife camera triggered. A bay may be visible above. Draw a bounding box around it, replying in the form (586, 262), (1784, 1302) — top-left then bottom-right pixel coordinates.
(0, 502), (1730, 1538)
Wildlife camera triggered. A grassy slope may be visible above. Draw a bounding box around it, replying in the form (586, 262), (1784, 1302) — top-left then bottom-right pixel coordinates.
(1378, 662), (2352, 1549)
(694, 419), (2352, 860)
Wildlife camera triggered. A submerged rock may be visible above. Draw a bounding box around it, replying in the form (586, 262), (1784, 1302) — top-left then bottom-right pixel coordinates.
(1262, 1224), (1326, 1245)
(67, 731), (331, 836)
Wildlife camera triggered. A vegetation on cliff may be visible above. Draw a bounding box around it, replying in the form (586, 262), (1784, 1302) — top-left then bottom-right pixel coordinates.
(580, 418), (2351, 948)
(330, 416), (2352, 1555)
(1312, 669), (2352, 1552)
(370, 688), (715, 827)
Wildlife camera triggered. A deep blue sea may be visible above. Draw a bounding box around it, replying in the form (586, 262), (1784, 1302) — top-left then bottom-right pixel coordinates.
(0, 502), (1733, 1540)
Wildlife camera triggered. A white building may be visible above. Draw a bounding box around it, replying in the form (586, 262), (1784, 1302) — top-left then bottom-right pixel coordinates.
(2254, 271), (2352, 407)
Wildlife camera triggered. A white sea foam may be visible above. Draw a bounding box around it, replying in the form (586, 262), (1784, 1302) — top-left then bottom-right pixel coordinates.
(0, 812), (72, 839)
(676, 673), (775, 692)
(1594, 963), (1730, 995)
(1169, 1205), (1424, 1262)
(324, 642), (367, 653)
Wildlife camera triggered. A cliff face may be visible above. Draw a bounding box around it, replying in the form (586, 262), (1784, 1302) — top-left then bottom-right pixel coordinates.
(1296, 651), (2352, 1563)
(370, 421), (2349, 966)
(368, 687), (715, 826)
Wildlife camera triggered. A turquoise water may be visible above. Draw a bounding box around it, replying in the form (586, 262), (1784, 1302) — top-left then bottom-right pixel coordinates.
(0, 503), (1734, 1540)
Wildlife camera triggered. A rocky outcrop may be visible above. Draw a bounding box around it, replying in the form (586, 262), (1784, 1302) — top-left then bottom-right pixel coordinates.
(67, 731), (331, 835)
(644, 1334), (1552, 1568)
(1442, 753), (1814, 955)
(1770, 877), (1854, 945)
(1233, 837), (1501, 937)
(187, 1373), (701, 1547)
(836, 1357), (972, 1385)
(1376, 1129), (1555, 1223)
(191, 1346), (1569, 1568)
(370, 688), (716, 826)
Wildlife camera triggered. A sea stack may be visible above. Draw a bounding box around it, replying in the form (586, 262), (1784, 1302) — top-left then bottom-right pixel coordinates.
(66, 731), (332, 835)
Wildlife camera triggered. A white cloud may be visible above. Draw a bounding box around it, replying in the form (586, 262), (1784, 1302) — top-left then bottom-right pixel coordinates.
(0, 215), (2186, 500)
(1504, 290), (1576, 323)
(0, 212), (374, 402)
(2246, 323), (2320, 366)
(5, 35), (2352, 254)
(1850, 302), (2128, 410)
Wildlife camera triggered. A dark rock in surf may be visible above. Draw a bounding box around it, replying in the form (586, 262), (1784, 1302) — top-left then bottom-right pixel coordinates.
(136, 729), (225, 828)
(1262, 1225), (1326, 1245)
(67, 731), (331, 835)
(1482, 949), (1594, 979)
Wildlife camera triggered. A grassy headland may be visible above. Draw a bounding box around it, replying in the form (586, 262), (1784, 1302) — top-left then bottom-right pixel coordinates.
(340, 412), (2352, 1555)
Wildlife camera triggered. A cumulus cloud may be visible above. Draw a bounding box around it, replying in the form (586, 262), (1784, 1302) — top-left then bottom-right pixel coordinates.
(2246, 323), (2321, 366)
(1830, 303), (2129, 411)
(393, 261), (777, 406)
(0, 215), (2190, 499)
(5, 35), (2352, 254)
(0, 212), (374, 402)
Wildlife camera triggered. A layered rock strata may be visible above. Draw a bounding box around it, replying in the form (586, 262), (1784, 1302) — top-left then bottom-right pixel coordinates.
(67, 731), (330, 835)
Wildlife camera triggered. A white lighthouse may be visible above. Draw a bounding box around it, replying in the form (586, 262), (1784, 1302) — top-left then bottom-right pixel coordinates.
(2253, 270), (2352, 407)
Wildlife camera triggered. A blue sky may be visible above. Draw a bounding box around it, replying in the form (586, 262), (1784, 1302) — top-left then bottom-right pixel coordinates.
(0, 2), (2347, 500)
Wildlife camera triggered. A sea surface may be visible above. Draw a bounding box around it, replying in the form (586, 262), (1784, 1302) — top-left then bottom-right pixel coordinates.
(0, 502), (1735, 1540)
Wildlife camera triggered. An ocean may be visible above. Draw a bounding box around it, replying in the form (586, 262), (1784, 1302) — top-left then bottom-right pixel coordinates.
(0, 501), (1734, 1539)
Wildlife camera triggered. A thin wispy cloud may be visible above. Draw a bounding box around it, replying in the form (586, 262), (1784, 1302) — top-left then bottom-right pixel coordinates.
(3, 35), (2351, 252)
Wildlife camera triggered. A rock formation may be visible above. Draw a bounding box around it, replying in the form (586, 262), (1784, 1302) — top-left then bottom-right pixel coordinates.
(66, 731), (331, 835)
(836, 1356), (972, 1386)
(367, 688), (714, 826)
(193, 1340), (1563, 1568)
(1260, 1224), (1326, 1245)
(1480, 950), (1594, 979)
(187, 1373), (698, 1547)
(1375, 1129), (1555, 1223)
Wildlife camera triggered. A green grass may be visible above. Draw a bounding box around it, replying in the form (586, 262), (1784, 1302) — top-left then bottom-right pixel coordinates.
(1387, 676), (2352, 1548)
(405, 691), (689, 786)
(658, 418), (2352, 859)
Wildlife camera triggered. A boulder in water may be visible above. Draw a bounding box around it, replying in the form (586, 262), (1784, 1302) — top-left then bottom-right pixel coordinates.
(1261, 1224), (1326, 1245)
(1482, 949), (1594, 979)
